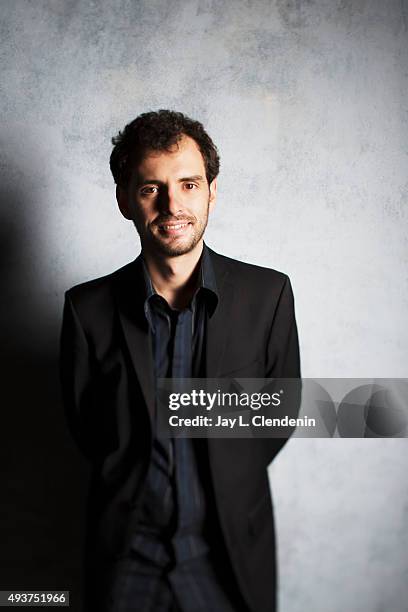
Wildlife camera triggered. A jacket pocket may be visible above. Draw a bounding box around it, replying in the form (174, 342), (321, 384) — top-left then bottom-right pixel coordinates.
(219, 357), (263, 378)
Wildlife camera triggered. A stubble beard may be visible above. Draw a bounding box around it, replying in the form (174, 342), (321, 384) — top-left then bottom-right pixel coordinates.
(134, 202), (210, 257)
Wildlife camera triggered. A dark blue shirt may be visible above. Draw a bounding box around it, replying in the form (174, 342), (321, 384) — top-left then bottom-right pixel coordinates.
(129, 243), (218, 568)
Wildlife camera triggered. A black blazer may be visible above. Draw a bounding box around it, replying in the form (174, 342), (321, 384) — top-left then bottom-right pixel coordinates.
(60, 246), (301, 612)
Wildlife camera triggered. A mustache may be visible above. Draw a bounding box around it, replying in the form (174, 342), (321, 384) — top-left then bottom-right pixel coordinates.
(152, 214), (196, 226)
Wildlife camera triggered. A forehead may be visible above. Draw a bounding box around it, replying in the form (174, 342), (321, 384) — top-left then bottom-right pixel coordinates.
(135, 135), (205, 178)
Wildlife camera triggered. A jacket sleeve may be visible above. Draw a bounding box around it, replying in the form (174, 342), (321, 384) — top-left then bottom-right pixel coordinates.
(266, 275), (301, 379)
(263, 275), (302, 463)
(59, 291), (97, 463)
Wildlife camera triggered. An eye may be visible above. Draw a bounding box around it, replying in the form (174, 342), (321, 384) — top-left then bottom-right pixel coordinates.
(140, 186), (159, 196)
(184, 183), (197, 190)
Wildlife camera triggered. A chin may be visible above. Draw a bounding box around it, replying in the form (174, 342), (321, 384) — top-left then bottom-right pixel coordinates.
(148, 226), (206, 257)
(153, 237), (200, 257)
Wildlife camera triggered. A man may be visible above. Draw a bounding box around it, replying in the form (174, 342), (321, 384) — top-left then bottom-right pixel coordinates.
(60, 110), (301, 612)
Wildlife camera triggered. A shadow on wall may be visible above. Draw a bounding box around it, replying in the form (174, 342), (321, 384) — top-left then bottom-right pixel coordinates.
(0, 139), (90, 612)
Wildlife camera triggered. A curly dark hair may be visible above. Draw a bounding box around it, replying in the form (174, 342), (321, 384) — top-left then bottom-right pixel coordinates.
(110, 110), (220, 188)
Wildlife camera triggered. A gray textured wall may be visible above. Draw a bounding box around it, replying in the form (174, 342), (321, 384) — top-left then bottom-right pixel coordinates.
(1, 1), (407, 611)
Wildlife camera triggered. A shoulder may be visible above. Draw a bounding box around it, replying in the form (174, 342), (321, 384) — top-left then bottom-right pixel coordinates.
(208, 247), (290, 295)
(64, 259), (136, 317)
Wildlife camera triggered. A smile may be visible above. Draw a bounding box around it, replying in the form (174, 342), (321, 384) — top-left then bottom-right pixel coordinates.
(161, 223), (189, 229)
(158, 222), (191, 233)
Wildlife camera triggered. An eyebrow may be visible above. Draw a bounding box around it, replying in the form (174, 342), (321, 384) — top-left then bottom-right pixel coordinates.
(137, 175), (205, 187)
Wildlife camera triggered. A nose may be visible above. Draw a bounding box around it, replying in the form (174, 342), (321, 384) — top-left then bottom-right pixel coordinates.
(158, 185), (183, 216)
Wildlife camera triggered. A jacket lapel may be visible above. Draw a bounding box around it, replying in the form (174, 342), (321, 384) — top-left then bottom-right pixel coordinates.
(113, 256), (156, 426)
(205, 248), (235, 377)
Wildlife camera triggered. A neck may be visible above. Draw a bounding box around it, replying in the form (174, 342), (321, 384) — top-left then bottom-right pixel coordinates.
(142, 240), (204, 309)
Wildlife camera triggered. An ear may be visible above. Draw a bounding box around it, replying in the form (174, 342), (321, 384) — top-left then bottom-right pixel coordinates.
(116, 185), (133, 220)
(208, 178), (217, 213)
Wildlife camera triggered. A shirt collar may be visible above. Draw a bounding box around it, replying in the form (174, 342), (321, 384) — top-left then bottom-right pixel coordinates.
(141, 242), (219, 319)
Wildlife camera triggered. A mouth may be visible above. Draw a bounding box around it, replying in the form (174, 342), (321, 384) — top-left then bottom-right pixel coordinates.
(157, 221), (192, 236)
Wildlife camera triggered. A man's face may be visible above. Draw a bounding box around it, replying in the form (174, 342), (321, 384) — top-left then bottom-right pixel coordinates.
(117, 135), (217, 257)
